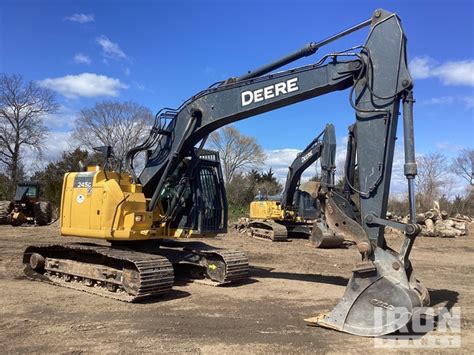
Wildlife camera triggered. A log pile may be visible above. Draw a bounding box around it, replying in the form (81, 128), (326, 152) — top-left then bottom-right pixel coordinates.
(235, 217), (251, 235)
(387, 203), (471, 238)
(0, 201), (12, 224)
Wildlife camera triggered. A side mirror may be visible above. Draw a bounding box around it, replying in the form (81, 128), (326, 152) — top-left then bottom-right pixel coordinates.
(93, 146), (112, 159)
(93, 146), (113, 169)
(78, 160), (86, 172)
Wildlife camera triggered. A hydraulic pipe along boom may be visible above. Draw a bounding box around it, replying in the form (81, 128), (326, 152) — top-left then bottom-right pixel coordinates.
(237, 18), (371, 81)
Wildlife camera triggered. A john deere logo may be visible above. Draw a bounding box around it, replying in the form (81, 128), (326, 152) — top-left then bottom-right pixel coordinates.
(241, 77), (299, 107)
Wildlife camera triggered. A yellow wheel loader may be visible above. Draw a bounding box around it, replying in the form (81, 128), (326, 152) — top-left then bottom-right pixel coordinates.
(23, 9), (429, 336)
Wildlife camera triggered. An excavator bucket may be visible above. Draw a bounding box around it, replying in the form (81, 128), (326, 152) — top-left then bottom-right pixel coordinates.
(309, 220), (345, 248)
(306, 248), (429, 336)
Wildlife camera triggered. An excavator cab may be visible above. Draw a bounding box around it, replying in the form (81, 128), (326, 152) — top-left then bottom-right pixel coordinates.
(10, 182), (39, 225)
(294, 189), (319, 220)
(15, 182), (40, 203)
(9, 182), (52, 226)
(171, 150), (227, 235)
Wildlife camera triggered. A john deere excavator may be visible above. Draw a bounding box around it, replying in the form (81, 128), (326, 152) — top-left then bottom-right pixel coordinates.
(23, 9), (429, 336)
(245, 123), (345, 247)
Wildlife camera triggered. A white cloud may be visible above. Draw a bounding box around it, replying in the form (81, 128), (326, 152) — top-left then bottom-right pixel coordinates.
(390, 148), (408, 197)
(133, 81), (154, 93)
(409, 57), (433, 79)
(96, 35), (127, 60)
(435, 142), (466, 152)
(421, 96), (455, 105)
(461, 96), (474, 109)
(263, 148), (302, 182)
(42, 131), (75, 160)
(23, 131), (77, 175)
(382, 148), (467, 199)
(64, 13), (95, 24)
(73, 53), (91, 65)
(135, 82), (145, 90)
(420, 95), (474, 109)
(260, 137), (472, 200)
(39, 73), (128, 98)
(259, 139), (417, 199)
(409, 56), (474, 86)
(41, 106), (76, 131)
(262, 137), (348, 184)
(433, 60), (474, 86)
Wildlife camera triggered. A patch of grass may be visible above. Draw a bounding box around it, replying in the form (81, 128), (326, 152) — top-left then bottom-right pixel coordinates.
(228, 205), (248, 223)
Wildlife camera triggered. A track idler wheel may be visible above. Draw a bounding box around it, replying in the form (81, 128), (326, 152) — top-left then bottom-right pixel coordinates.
(29, 253), (45, 271)
(204, 257), (226, 283)
(306, 247), (429, 336)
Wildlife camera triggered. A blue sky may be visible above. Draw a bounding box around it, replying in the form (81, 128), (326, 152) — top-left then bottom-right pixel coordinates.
(1, 0), (473, 193)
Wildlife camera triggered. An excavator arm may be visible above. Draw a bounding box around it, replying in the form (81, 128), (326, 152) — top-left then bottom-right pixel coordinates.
(280, 124), (336, 209)
(129, 9), (428, 336)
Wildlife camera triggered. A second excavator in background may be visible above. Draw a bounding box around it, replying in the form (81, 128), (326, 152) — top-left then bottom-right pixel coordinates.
(241, 123), (345, 247)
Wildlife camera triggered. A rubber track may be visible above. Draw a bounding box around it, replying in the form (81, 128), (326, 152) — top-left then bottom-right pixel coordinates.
(23, 243), (174, 302)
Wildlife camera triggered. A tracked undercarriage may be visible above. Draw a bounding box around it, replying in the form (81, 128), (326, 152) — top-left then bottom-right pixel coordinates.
(156, 240), (249, 285)
(241, 218), (345, 248)
(23, 241), (249, 302)
(247, 220), (288, 241)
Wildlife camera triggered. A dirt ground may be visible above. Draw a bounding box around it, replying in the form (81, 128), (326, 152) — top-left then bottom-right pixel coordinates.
(1, 224), (473, 354)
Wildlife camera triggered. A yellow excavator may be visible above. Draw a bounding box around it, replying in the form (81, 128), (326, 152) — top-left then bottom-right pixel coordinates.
(245, 123), (345, 247)
(23, 9), (429, 337)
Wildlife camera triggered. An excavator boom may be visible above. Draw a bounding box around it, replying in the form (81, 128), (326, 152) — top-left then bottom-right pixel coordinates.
(23, 9), (427, 337)
(132, 9), (428, 335)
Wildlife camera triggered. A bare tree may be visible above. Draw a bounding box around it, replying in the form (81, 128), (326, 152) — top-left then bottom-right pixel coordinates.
(0, 74), (58, 197)
(451, 148), (474, 186)
(208, 125), (265, 183)
(73, 101), (154, 170)
(415, 152), (448, 209)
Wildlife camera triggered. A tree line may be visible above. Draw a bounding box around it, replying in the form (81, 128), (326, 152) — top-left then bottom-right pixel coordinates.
(392, 151), (473, 216)
(0, 72), (472, 219)
(0, 73), (154, 200)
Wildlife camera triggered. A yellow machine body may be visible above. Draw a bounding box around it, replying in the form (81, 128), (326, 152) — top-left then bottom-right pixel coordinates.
(249, 200), (298, 221)
(60, 166), (179, 241)
(10, 210), (28, 225)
